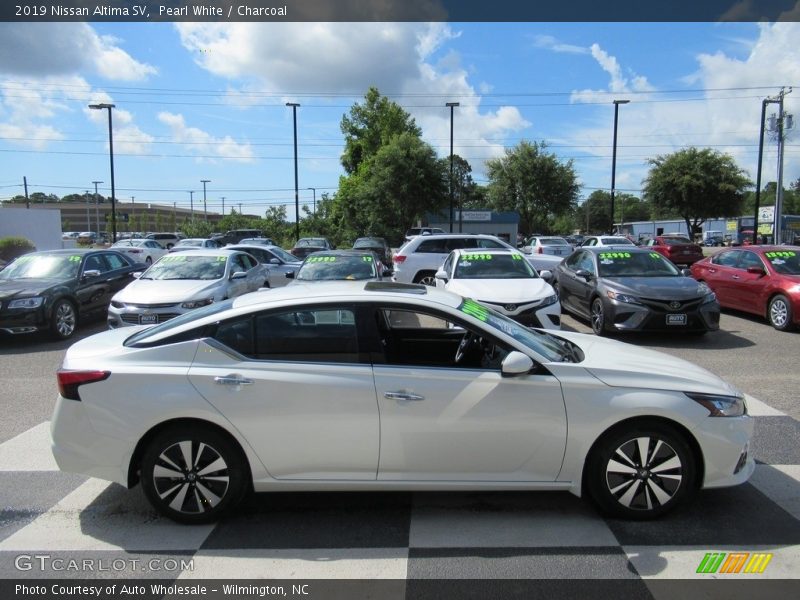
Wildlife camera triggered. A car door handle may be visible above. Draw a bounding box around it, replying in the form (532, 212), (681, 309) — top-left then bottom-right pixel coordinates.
(384, 391), (425, 401)
(732, 275), (740, 280)
(214, 376), (253, 386)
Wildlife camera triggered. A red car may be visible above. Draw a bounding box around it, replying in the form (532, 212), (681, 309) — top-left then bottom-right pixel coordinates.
(646, 235), (705, 266)
(691, 245), (800, 331)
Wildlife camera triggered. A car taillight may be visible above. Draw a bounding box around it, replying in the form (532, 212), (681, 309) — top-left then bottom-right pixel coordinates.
(393, 254), (407, 264)
(57, 370), (110, 401)
(537, 247), (543, 254)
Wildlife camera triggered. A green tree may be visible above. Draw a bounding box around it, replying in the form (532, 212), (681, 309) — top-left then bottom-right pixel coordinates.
(485, 141), (580, 235)
(643, 148), (751, 236)
(335, 132), (447, 245)
(340, 87), (422, 175)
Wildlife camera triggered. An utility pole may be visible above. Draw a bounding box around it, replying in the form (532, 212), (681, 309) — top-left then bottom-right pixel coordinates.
(610, 99), (630, 234)
(23, 176), (29, 209)
(446, 102), (459, 232)
(221, 196), (226, 216)
(768, 87), (793, 244)
(286, 102), (300, 241)
(92, 181), (103, 234)
(188, 191), (194, 221)
(85, 191), (90, 231)
(201, 179), (210, 221)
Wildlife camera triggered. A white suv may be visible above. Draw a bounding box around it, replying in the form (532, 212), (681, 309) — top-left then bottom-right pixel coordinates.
(393, 234), (516, 285)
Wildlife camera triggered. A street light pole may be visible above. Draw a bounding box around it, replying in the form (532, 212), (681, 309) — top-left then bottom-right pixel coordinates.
(307, 187), (316, 214)
(221, 196), (226, 215)
(446, 102), (460, 232)
(201, 179), (210, 222)
(753, 97), (773, 245)
(88, 103), (117, 242)
(610, 99), (630, 234)
(286, 102), (300, 241)
(188, 191), (194, 220)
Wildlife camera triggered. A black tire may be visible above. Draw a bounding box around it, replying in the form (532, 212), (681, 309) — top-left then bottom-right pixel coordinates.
(166, 243), (174, 250)
(586, 422), (697, 520)
(768, 294), (795, 331)
(590, 297), (608, 336)
(145, 256), (153, 265)
(413, 271), (437, 286)
(140, 425), (248, 524)
(50, 299), (77, 340)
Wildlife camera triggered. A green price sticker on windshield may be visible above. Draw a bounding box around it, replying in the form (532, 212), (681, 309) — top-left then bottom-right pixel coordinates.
(460, 298), (489, 322)
(649, 252), (661, 259)
(463, 253), (493, 261)
(599, 252), (632, 260)
(307, 256), (337, 263)
(765, 251), (796, 259)
(161, 255), (187, 262)
(511, 253), (523, 260)
(362, 256), (373, 262)
(68, 255), (81, 262)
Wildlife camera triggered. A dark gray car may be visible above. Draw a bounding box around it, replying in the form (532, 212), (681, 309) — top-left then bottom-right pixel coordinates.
(554, 247), (720, 336)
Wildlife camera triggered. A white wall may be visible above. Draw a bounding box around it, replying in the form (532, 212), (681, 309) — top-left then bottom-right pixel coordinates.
(0, 206), (63, 251)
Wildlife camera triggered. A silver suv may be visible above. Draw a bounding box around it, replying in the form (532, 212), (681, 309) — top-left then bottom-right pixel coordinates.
(146, 232), (181, 249)
(393, 234), (515, 285)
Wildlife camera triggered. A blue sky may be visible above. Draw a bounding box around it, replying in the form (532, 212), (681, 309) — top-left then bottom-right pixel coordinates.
(0, 21), (798, 221)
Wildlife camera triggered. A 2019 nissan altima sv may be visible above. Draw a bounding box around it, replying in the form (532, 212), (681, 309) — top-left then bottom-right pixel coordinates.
(52, 281), (752, 523)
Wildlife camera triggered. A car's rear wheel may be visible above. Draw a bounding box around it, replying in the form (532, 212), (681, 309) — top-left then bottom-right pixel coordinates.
(145, 256), (152, 265)
(140, 425), (248, 524)
(50, 299), (77, 340)
(768, 294), (794, 331)
(414, 271), (437, 286)
(586, 423), (697, 520)
(590, 298), (608, 336)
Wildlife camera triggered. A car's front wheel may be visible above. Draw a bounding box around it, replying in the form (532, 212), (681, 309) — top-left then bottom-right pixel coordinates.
(586, 423), (697, 520)
(140, 425), (248, 524)
(590, 298), (608, 336)
(768, 294), (795, 331)
(414, 271), (437, 286)
(50, 299), (77, 340)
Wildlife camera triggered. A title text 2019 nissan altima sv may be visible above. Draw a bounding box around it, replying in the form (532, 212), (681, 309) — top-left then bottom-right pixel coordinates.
(51, 282), (753, 523)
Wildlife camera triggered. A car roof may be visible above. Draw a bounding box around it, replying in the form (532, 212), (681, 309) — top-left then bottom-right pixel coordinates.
(304, 249), (377, 258)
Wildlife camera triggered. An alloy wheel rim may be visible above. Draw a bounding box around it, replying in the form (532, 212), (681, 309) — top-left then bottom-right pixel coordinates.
(56, 303), (76, 337)
(153, 441), (230, 514)
(605, 436), (683, 511)
(770, 300), (788, 327)
(418, 275), (436, 286)
(591, 301), (604, 333)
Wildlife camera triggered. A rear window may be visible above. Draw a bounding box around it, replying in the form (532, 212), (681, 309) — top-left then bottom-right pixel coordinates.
(662, 237), (692, 245)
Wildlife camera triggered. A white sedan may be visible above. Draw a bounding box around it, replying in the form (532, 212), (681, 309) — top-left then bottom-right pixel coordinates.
(110, 239), (168, 265)
(435, 249), (561, 329)
(52, 281), (753, 524)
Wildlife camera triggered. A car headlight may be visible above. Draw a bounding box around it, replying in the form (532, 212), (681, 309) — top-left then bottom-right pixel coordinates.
(8, 297), (44, 309)
(701, 290), (717, 305)
(181, 298), (214, 309)
(540, 294), (558, 307)
(685, 392), (746, 417)
(606, 290), (641, 304)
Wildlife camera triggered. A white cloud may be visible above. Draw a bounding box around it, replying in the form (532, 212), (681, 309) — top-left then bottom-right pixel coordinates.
(532, 35), (589, 55)
(175, 23), (530, 174)
(157, 112), (254, 162)
(0, 122), (63, 149)
(571, 43), (655, 104)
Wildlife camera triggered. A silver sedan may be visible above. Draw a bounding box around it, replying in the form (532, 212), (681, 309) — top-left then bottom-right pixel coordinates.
(107, 249), (268, 327)
(226, 244), (302, 288)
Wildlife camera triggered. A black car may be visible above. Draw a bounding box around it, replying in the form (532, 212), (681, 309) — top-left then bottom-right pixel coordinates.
(290, 237), (335, 259)
(0, 249), (142, 340)
(353, 236), (391, 266)
(554, 247), (720, 336)
(286, 250), (391, 283)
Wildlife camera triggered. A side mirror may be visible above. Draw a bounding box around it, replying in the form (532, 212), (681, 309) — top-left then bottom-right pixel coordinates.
(82, 269), (101, 279)
(521, 247), (532, 254)
(539, 269), (553, 283)
(681, 268), (692, 277)
(230, 271), (247, 280)
(575, 269), (594, 281)
(747, 265), (766, 276)
(501, 351), (534, 376)
(270, 258), (280, 265)
(434, 269), (448, 282)
(132, 272), (142, 279)
(285, 271), (295, 279)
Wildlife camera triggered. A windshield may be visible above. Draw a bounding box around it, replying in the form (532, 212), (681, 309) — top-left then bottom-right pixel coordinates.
(141, 254), (227, 280)
(662, 237), (692, 245)
(296, 255), (377, 281)
(764, 250), (800, 275)
(177, 239), (203, 247)
(457, 298), (570, 363)
(539, 238), (570, 246)
(0, 254), (80, 280)
(268, 246), (301, 263)
(602, 237), (635, 245)
(125, 298), (235, 346)
(354, 238), (382, 248)
(297, 238), (326, 247)
(455, 253), (536, 279)
(597, 251), (680, 277)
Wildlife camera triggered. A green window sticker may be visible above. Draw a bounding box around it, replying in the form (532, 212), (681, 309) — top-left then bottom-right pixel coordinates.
(649, 252), (662, 259)
(362, 256), (373, 262)
(765, 251), (796, 259)
(68, 255), (82, 262)
(511, 253), (523, 260)
(217, 256), (227, 262)
(460, 298), (489, 322)
(161, 255), (188, 263)
(598, 252), (632, 260)
(463, 253), (493, 261)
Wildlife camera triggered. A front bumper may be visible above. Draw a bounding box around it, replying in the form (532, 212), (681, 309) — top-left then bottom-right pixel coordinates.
(0, 306), (48, 335)
(694, 413), (755, 489)
(604, 296), (720, 333)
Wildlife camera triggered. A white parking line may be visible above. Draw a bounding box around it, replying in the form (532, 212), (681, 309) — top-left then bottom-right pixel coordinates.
(0, 422), (59, 471)
(744, 394), (786, 417)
